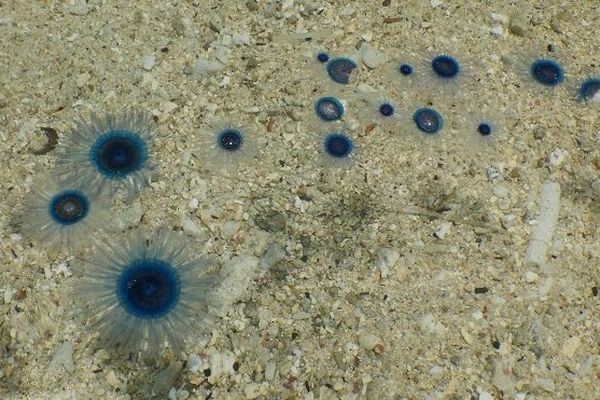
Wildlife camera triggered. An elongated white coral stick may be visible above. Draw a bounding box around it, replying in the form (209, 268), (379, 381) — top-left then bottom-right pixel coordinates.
(525, 181), (561, 267)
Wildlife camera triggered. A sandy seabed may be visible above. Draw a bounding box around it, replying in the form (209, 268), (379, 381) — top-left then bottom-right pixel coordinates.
(0, 1), (599, 399)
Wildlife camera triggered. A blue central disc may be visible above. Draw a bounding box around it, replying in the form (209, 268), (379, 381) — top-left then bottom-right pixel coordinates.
(477, 123), (492, 136)
(324, 133), (353, 158)
(413, 108), (443, 134)
(530, 59), (564, 87)
(90, 130), (147, 179)
(431, 55), (460, 79)
(379, 103), (395, 117)
(327, 57), (357, 84)
(399, 64), (413, 76)
(315, 97), (344, 121)
(48, 190), (89, 225)
(117, 259), (181, 319)
(217, 129), (243, 152)
(580, 78), (600, 100)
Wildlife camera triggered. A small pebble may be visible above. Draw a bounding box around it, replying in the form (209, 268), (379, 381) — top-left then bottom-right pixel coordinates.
(187, 354), (203, 373)
(433, 222), (452, 239)
(490, 25), (504, 37)
(490, 13), (508, 24)
(376, 247), (399, 279)
(546, 148), (567, 166)
(509, 15), (529, 36)
(486, 166), (501, 181)
(244, 383), (262, 399)
(359, 332), (383, 352)
(48, 341), (74, 374)
(117, 200), (143, 230)
(141, 55), (156, 71)
(359, 42), (385, 69)
(550, 11), (573, 34)
(260, 244), (285, 270)
(536, 377), (555, 392)
(222, 220), (239, 237)
(478, 389), (493, 400)
(524, 271), (539, 283)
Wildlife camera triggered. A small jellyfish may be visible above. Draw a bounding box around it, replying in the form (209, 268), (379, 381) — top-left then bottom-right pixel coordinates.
(18, 177), (109, 252)
(217, 128), (244, 152)
(384, 57), (419, 95)
(324, 133), (354, 159)
(74, 229), (217, 360)
(431, 55), (461, 79)
(378, 101), (395, 118)
(421, 53), (468, 89)
(314, 96), (345, 122)
(477, 122), (493, 137)
(457, 106), (509, 160)
(577, 77), (600, 103)
(316, 131), (357, 167)
(412, 108), (444, 135)
(399, 63), (414, 77)
(354, 86), (398, 131)
(326, 57), (358, 84)
(529, 58), (565, 87)
(316, 51), (330, 64)
(58, 112), (155, 195)
(195, 119), (259, 172)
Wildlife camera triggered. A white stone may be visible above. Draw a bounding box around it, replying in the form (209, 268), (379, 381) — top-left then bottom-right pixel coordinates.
(222, 220), (239, 237)
(244, 383), (262, 399)
(359, 42), (385, 69)
(433, 222), (452, 239)
(524, 271), (539, 283)
(141, 55), (156, 71)
(187, 354), (203, 373)
(478, 389), (493, 400)
(486, 166), (500, 180)
(232, 31), (251, 45)
(490, 13), (508, 24)
(194, 58), (224, 75)
(117, 200), (143, 230)
(48, 341), (74, 374)
(491, 25), (504, 36)
(188, 197), (199, 210)
(260, 244), (285, 271)
(212, 255), (260, 316)
(547, 148), (567, 166)
(208, 351), (236, 382)
(430, 0), (442, 8)
(358, 332), (382, 350)
(376, 248), (399, 279)
(181, 216), (203, 236)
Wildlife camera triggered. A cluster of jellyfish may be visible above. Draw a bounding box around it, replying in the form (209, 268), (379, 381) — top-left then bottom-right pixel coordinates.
(18, 112), (233, 360)
(308, 48), (599, 162)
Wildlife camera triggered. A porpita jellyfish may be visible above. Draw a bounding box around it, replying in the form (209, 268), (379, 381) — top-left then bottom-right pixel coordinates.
(314, 96), (345, 122)
(529, 58), (565, 87)
(18, 177), (108, 252)
(326, 57), (358, 84)
(412, 108), (444, 135)
(58, 112), (155, 195)
(195, 119), (259, 173)
(318, 131), (356, 167)
(74, 229), (217, 360)
(577, 77), (600, 103)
